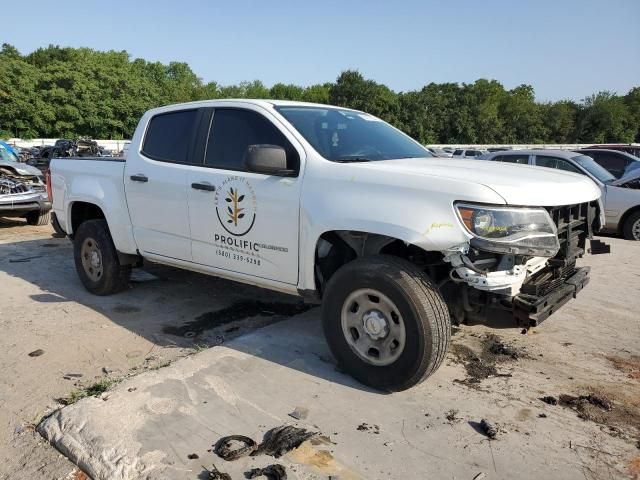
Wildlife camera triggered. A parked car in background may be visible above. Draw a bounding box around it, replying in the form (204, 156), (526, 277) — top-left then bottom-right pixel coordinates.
(575, 149), (640, 179)
(587, 144), (640, 158)
(479, 149), (640, 240)
(452, 148), (489, 159)
(427, 147), (453, 157)
(0, 143), (51, 225)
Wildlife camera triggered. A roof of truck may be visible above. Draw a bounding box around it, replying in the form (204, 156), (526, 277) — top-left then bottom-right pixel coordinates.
(148, 99), (356, 113)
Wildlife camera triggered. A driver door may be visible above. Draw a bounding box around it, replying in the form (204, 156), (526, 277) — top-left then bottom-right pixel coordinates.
(187, 106), (304, 285)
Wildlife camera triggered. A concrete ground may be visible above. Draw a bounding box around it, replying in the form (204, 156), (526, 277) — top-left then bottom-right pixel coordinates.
(1, 220), (639, 479)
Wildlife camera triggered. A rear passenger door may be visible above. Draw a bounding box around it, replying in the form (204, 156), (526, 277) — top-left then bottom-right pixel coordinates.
(125, 108), (203, 261)
(186, 106), (304, 285)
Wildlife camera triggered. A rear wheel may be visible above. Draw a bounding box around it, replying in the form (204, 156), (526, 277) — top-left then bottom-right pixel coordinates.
(73, 219), (131, 295)
(322, 255), (451, 391)
(622, 211), (640, 240)
(26, 209), (50, 226)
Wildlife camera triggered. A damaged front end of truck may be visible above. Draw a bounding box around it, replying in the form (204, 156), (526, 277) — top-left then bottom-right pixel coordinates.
(442, 201), (609, 330)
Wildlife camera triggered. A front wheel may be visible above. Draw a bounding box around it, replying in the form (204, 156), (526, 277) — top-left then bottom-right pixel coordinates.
(622, 211), (640, 240)
(73, 219), (131, 295)
(322, 255), (451, 391)
(26, 209), (50, 226)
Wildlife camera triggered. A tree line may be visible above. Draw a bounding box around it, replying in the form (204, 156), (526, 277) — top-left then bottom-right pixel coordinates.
(1, 44), (638, 144)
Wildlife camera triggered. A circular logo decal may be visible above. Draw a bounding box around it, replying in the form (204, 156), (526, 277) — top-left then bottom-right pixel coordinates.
(215, 177), (257, 237)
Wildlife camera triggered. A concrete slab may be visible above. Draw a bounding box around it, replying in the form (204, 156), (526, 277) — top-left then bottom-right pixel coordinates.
(39, 299), (639, 480)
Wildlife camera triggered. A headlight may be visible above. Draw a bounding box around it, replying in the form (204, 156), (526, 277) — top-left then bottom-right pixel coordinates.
(456, 203), (559, 257)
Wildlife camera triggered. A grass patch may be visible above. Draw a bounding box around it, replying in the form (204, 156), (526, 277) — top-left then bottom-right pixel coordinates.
(60, 379), (117, 405)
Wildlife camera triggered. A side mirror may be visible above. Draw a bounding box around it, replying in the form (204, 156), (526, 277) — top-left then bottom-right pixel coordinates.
(243, 144), (295, 176)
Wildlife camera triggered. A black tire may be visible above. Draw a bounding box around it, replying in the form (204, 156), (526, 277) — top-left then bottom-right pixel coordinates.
(25, 209), (51, 226)
(322, 255), (451, 391)
(50, 212), (66, 236)
(622, 211), (640, 241)
(73, 219), (131, 295)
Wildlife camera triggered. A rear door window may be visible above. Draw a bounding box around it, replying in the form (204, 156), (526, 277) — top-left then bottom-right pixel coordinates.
(535, 155), (580, 173)
(205, 108), (299, 173)
(494, 154), (529, 164)
(142, 109), (198, 163)
(453, 149), (464, 156)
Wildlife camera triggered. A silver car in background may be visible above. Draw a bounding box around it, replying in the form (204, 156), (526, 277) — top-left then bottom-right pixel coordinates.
(478, 149), (640, 240)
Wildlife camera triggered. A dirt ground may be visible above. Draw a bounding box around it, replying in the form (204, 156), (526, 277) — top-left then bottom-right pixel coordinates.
(1, 219), (639, 479)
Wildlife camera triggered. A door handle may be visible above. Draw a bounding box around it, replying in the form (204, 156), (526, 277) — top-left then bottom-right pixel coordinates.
(191, 182), (216, 192)
(130, 174), (148, 183)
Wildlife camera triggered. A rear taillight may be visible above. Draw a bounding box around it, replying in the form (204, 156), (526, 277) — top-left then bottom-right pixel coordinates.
(45, 169), (52, 201)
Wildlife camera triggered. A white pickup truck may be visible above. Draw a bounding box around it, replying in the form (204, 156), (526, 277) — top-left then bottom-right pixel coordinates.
(51, 100), (607, 391)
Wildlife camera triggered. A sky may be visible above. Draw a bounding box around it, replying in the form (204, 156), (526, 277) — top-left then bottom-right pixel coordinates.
(3, 0), (639, 101)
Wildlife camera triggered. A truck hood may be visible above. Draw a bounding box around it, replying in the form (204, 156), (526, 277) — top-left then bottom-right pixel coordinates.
(360, 158), (601, 206)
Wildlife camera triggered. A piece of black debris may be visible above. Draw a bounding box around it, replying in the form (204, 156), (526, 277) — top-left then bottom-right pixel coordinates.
(288, 406), (309, 420)
(540, 395), (558, 405)
(245, 464), (287, 479)
(254, 426), (319, 458)
(559, 393), (612, 411)
(445, 409), (459, 422)
(214, 435), (257, 461)
(204, 463), (231, 480)
(28, 349), (44, 357)
(538, 413), (548, 418)
(187, 453), (199, 459)
(480, 419), (498, 439)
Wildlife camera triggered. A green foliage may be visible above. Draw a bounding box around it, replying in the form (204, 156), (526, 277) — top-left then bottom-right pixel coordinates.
(0, 44), (638, 144)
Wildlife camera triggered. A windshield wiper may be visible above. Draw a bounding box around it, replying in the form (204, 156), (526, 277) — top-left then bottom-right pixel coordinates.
(334, 157), (372, 163)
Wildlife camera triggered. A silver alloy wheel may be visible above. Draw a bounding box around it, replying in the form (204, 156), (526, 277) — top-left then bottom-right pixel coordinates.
(633, 218), (640, 240)
(340, 288), (406, 366)
(81, 237), (103, 282)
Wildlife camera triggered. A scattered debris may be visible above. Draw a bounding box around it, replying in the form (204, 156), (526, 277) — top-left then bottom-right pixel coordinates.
(450, 334), (524, 385)
(607, 355), (640, 381)
(288, 406), (309, 420)
(255, 426), (319, 458)
(245, 464), (287, 479)
(14, 425), (23, 435)
(187, 453), (199, 459)
(445, 409), (460, 423)
(28, 349), (44, 357)
(214, 435), (258, 461)
(559, 393), (612, 411)
(356, 423), (380, 434)
(480, 419), (498, 439)
(473, 473), (486, 480)
(214, 426), (319, 463)
(63, 373), (83, 380)
(163, 301), (311, 337)
(540, 395), (558, 405)
(538, 413), (548, 418)
(203, 463), (232, 480)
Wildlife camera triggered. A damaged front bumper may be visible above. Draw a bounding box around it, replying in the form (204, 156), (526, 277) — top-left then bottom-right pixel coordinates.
(513, 266), (590, 327)
(444, 201), (607, 329)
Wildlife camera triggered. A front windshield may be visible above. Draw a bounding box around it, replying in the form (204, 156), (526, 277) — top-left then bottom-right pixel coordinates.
(572, 155), (616, 183)
(0, 146), (19, 163)
(275, 106), (431, 161)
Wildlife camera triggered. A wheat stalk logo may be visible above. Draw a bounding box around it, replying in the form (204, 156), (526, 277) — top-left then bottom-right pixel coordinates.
(225, 187), (245, 226)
